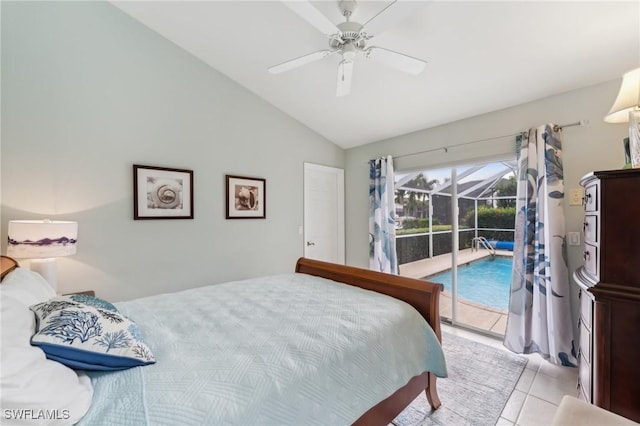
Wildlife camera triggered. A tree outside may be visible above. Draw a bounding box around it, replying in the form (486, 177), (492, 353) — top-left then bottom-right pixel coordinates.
(395, 173), (439, 219)
(494, 175), (517, 207)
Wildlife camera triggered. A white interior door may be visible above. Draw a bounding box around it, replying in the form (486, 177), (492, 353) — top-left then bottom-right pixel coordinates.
(303, 163), (345, 264)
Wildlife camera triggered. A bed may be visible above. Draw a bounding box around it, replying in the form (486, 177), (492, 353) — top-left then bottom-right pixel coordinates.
(0, 256), (446, 425)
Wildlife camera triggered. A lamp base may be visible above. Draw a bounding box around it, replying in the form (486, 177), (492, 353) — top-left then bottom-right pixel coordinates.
(30, 258), (57, 292)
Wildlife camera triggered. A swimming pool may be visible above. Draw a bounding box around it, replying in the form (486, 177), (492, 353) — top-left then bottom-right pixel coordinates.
(425, 256), (513, 310)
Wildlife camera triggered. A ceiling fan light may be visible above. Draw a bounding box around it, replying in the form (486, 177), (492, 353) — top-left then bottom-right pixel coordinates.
(342, 42), (356, 61)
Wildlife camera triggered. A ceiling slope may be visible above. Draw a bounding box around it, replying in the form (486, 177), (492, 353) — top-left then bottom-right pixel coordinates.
(112, 1), (640, 149)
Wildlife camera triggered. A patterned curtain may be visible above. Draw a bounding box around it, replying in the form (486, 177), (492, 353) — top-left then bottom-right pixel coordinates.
(503, 124), (577, 367)
(369, 156), (398, 274)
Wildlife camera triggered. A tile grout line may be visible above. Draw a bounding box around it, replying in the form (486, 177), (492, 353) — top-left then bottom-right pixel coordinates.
(515, 367), (537, 424)
(511, 361), (542, 426)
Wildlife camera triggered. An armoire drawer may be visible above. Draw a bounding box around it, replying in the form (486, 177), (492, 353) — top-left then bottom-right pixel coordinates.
(584, 183), (598, 212)
(583, 215), (598, 244)
(579, 320), (591, 362)
(583, 243), (598, 279)
(579, 353), (592, 402)
(580, 290), (593, 330)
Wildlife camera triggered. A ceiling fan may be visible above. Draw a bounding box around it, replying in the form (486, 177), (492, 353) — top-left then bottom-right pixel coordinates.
(269, 0), (426, 97)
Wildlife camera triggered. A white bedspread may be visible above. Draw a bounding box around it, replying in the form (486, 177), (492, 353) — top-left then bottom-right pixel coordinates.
(78, 273), (447, 425)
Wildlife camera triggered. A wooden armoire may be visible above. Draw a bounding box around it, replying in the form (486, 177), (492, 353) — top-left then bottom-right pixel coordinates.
(574, 168), (640, 422)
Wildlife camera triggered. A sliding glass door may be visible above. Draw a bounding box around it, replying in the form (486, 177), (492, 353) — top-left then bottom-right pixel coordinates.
(395, 160), (516, 336)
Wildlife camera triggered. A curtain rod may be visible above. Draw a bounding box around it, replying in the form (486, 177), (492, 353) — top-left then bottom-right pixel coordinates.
(553, 120), (589, 132)
(392, 120), (588, 160)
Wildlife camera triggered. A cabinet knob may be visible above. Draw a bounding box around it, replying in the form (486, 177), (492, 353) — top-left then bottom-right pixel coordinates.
(583, 251), (590, 261)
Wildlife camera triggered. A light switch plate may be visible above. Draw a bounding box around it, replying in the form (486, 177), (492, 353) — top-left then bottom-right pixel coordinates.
(568, 232), (580, 246)
(569, 188), (584, 206)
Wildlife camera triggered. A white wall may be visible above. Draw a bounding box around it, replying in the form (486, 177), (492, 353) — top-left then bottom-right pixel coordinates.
(1, 1), (344, 301)
(345, 79), (628, 335)
(1, 1), (630, 311)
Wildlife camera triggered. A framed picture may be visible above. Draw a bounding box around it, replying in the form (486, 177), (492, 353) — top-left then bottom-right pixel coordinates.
(133, 165), (194, 220)
(225, 175), (266, 219)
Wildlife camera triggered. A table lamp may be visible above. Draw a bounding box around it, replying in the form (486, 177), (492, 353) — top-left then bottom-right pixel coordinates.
(6, 220), (78, 292)
(604, 67), (640, 168)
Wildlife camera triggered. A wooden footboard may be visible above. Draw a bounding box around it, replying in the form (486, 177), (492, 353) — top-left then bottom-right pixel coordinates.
(295, 257), (444, 424)
(295, 257), (442, 342)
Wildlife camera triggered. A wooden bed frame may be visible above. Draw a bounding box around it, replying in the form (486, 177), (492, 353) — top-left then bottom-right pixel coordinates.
(1, 255), (18, 281)
(1, 255), (443, 425)
(295, 257), (443, 425)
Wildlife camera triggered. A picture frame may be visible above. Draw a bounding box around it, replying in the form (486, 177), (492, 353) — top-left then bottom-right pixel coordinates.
(225, 175), (266, 219)
(133, 165), (194, 220)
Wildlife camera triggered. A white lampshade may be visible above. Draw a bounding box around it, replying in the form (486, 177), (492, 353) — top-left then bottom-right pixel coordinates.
(604, 67), (640, 123)
(7, 220), (78, 259)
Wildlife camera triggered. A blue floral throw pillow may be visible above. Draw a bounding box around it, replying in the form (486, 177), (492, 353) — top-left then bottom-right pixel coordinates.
(30, 296), (155, 371)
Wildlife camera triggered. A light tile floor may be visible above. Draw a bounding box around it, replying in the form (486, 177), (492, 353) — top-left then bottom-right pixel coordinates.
(442, 324), (580, 426)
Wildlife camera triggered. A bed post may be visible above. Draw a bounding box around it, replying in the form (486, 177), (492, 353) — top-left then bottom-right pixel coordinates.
(426, 372), (441, 409)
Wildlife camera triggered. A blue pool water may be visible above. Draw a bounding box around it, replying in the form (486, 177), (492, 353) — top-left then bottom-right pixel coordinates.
(425, 257), (513, 310)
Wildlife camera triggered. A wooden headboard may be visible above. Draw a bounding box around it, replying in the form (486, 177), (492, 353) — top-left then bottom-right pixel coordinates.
(1, 255), (19, 281)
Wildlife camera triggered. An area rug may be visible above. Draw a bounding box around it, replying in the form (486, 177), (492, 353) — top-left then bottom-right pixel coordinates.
(393, 332), (528, 426)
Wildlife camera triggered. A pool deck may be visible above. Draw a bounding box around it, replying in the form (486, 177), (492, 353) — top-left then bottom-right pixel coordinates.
(399, 248), (512, 336)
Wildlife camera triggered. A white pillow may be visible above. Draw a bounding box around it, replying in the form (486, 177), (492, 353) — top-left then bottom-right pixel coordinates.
(0, 268), (56, 306)
(1, 270), (93, 425)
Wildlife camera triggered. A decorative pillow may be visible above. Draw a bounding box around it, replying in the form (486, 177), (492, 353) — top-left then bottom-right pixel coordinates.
(1, 278), (93, 425)
(30, 296), (155, 371)
(65, 293), (118, 312)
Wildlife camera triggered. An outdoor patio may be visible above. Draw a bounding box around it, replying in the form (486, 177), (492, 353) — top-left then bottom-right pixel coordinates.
(399, 248), (512, 336)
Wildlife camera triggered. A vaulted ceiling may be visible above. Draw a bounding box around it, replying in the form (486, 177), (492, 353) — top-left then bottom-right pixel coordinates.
(112, 1), (640, 149)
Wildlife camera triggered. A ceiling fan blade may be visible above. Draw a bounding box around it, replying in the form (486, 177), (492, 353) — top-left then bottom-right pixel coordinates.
(366, 46), (426, 75)
(282, 1), (341, 36)
(269, 50), (338, 74)
(336, 60), (354, 97)
(361, 1), (427, 37)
